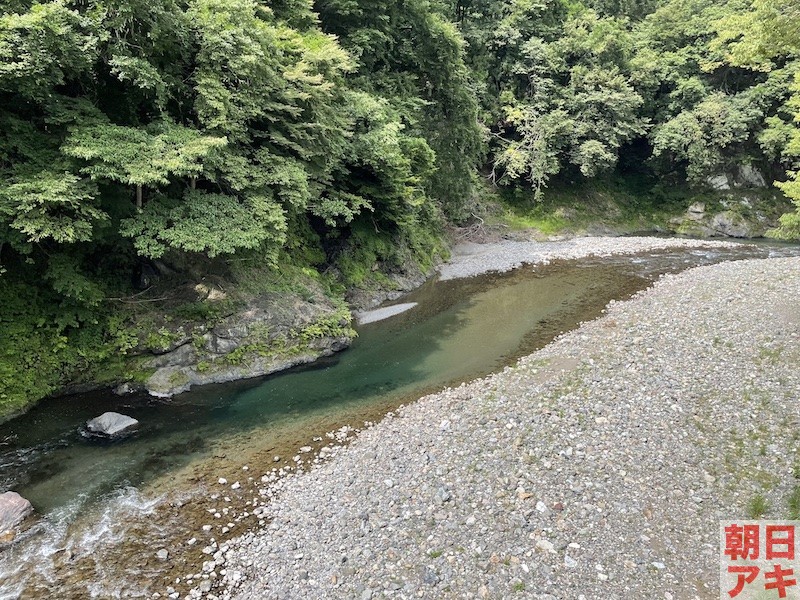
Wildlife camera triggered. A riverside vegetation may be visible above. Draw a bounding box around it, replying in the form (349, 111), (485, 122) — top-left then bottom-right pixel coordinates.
(1, 0), (800, 418)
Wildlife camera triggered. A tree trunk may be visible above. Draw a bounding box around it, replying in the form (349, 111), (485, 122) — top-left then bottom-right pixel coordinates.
(190, 176), (196, 190)
(136, 185), (143, 210)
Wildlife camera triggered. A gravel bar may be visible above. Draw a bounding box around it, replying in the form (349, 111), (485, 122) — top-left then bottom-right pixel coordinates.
(437, 237), (740, 280)
(195, 253), (798, 600)
(355, 303), (419, 325)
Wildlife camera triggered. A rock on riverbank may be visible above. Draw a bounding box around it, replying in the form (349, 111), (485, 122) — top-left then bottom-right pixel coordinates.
(129, 291), (354, 398)
(0, 492), (33, 543)
(210, 256), (799, 600)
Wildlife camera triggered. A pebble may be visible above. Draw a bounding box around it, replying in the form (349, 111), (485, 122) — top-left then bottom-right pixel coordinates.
(536, 539), (555, 553)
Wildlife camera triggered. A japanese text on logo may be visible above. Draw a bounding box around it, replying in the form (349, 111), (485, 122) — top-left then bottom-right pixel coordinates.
(721, 521), (800, 599)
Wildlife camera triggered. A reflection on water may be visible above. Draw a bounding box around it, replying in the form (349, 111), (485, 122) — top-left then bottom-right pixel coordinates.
(1, 242), (799, 598)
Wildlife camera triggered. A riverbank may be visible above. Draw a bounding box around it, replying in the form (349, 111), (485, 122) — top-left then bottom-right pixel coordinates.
(207, 254), (799, 600)
(437, 236), (740, 280)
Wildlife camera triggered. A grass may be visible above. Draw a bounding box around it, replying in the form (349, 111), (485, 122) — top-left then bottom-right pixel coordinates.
(487, 174), (694, 235)
(757, 344), (784, 365)
(748, 494), (769, 519)
(499, 205), (570, 234)
(787, 486), (800, 519)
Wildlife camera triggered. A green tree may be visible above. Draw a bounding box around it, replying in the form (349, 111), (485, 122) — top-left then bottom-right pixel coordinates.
(491, 9), (645, 195)
(316, 0), (482, 219)
(64, 121), (227, 209)
(712, 0), (800, 237)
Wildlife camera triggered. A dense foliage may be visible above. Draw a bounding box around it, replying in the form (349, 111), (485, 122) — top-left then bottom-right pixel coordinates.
(0, 0), (798, 413)
(448, 0), (800, 207)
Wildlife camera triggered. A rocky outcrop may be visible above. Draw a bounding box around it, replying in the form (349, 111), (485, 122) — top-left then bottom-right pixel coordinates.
(669, 194), (790, 238)
(705, 165), (768, 190)
(0, 491), (33, 543)
(137, 294), (355, 398)
(82, 412), (139, 440)
(144, 335), (350, 397)
(345, 268), (431, 312)
(708, 211), (753, 238)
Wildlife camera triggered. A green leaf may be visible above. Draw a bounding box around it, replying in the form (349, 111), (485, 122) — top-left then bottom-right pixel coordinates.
(120, 190), (287, 258)
(0, 170), (105, 243)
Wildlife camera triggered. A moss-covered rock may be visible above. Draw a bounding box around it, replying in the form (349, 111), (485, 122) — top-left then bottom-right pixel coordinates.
(670, 193), (792, 238)
(135, 291), (355, 398)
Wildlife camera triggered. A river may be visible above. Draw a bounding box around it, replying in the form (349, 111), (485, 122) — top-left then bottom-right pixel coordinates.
(1, 242), (798, 599)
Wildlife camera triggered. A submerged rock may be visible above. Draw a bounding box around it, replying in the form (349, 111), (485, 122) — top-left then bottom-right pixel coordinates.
(82, 411), (139, 440)
(0, 491), (33, 543)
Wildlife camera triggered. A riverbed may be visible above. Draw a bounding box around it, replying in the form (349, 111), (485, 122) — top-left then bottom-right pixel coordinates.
(1, 238), (798, 599)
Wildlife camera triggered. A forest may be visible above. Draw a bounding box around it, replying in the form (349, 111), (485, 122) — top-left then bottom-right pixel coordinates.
(0, 0), (798, 415)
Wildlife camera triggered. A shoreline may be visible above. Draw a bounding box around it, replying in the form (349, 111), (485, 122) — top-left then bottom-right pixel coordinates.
(437, 235), (742, 280)
(9, 235), (741, 427)
(353, 236), (743, 324)
(3, 236), (795, 599)
(202, 252), (800, 598)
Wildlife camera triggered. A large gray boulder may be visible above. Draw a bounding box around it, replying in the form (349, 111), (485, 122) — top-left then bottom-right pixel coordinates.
(737, 164), (767, 187)
(706, 174), (731, 190)
(709, 211), (755, 238)
(686, 202), (706, 221)
(0, 491), (33, 542)
(82, 411), (139, 440)
(705, 166), (767, 190)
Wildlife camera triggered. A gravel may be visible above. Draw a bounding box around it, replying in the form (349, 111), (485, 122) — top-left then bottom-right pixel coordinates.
(355, 303), (419, 325)
(184, 244), (799, 600)
(437, 237), (739, 280)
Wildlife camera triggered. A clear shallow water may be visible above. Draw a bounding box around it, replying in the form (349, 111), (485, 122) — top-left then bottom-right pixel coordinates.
(1, 242), (799, 598)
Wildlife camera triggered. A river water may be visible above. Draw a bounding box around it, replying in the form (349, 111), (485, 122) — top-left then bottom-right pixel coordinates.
(1, 242), (798, 598)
